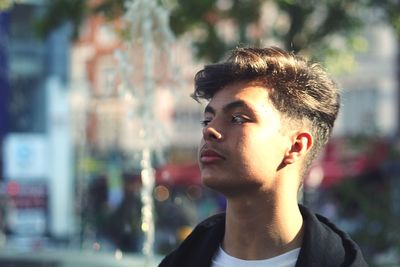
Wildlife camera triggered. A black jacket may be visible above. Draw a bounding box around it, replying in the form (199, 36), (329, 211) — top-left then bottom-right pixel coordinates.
(158, 205), (368, 267)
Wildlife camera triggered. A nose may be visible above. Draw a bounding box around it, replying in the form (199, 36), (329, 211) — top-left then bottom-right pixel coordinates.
(202, 125), (223, 141)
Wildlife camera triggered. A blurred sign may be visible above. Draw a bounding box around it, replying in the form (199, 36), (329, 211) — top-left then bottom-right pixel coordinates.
(0, 180), (48, 236)
(3, 134), (48, 180)
(8, 208), (47, 236)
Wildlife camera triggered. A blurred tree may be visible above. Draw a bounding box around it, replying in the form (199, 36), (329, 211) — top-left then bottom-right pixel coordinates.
(34, 0), (399, 62)
(0, 0), (14, 11)
(168, 0), (264, 61)
(34, 0), (400, 121)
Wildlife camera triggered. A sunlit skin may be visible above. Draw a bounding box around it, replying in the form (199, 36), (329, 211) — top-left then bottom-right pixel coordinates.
(198, 81), (313, 260)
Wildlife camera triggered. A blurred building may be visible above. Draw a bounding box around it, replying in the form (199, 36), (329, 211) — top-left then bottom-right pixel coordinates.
(70, 13), (203, 164)
(0, 1), (75, 247)
(0, 12), (9, 149)
(334, 22), (398, 137)
(68, 10), (209, 252)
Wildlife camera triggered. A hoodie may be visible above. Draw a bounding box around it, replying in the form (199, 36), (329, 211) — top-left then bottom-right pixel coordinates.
(158, 205), (368, 267)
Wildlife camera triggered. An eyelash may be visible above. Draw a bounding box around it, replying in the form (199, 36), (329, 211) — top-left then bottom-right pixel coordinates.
(200, 119), (211, 127)
(231, 115), (247, 124)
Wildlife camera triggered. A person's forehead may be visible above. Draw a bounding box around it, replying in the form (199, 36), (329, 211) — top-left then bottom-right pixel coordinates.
(208, 82), (271, 108)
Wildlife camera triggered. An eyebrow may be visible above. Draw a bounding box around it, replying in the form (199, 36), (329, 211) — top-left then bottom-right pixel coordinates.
(204, 100), (253, 115)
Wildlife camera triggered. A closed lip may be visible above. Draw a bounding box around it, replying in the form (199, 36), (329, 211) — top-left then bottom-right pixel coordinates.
(200, 148), (225, 163)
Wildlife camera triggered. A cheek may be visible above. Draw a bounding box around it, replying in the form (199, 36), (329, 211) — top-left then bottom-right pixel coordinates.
(237, 130), (285, 168)
(233, 133), (263, 167)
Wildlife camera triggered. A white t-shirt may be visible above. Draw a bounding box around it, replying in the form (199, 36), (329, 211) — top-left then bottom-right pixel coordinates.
(211, 246), (300, 267)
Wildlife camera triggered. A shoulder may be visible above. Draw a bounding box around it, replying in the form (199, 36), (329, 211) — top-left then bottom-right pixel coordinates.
(158, 213), (226, 267)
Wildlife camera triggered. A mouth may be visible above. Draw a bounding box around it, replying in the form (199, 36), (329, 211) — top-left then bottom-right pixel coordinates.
(199, 148), (225, 164)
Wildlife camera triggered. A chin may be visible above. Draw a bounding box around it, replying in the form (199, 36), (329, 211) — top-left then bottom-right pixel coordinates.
(202, 173), (265, 197)
(201, 174), (218, 187)
(201, 175), (236, 195)
(202, 174), (226, 190)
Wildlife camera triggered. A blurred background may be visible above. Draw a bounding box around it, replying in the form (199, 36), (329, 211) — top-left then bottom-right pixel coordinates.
(0, 0), (400, 266)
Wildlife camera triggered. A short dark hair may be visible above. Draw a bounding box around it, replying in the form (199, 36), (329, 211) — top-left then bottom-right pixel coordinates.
(192, 47), (340, 168)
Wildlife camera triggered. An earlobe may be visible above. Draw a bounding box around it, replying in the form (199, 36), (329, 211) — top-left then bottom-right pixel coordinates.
(283, 132), (313, 165)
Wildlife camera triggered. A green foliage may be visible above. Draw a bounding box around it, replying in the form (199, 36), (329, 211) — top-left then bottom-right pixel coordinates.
(169, 0), (215, 35)
(34, 0), (399, 63)
(0, 0), (14, 11)
(91, 0), (125, 20)
(169, 0), (263, 61)
(168, 0), (365, 61)
(36, 0), (88, 39)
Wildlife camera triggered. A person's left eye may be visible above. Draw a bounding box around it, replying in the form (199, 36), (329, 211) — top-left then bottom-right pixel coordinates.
(231, 115), (249, 124)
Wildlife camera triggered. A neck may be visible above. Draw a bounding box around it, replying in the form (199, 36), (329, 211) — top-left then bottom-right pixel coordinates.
(222, 186), (303, 260)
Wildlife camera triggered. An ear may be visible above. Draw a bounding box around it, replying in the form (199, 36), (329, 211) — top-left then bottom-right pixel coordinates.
(283, 132), (313, 165)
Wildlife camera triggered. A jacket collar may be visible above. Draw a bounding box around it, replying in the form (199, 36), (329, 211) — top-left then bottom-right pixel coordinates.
(159, 205), (368, 267)
(296, 205), (368, 266)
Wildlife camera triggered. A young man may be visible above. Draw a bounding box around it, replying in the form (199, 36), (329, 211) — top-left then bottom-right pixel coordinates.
(159, 47), (368, 267)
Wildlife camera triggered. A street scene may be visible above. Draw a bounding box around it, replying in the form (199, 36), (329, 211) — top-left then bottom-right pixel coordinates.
(0, 0), (400, 266)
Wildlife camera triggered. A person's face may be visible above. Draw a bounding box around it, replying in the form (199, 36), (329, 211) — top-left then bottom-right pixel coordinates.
(198, 82), (292, 196)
